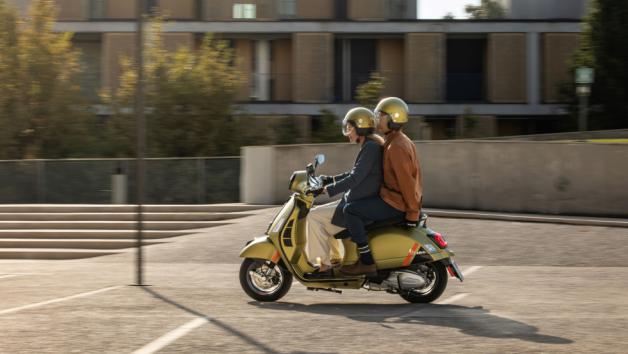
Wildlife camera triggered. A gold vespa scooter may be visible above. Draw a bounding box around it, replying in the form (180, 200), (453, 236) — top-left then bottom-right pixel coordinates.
(239, 154), (463, 303)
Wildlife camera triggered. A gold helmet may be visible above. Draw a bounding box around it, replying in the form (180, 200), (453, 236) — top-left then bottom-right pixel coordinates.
(374, 97), (409, 129)
(342, 107), (376, 136)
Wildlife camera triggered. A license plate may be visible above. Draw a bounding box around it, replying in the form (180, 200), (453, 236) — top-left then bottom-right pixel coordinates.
(449, 259), (464, 282)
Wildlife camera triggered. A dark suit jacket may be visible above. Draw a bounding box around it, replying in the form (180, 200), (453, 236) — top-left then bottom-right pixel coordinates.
(326, 137), (383, 227)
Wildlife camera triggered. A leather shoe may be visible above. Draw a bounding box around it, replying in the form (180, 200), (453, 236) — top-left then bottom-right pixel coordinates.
(339, 260), (377, 276)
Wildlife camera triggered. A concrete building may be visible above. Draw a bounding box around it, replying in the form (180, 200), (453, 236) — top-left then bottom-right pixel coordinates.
(10, 0), (585, 139)
(498, 0), (590, 20)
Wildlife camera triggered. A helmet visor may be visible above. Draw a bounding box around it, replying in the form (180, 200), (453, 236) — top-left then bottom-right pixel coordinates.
(374, 110), (388, 127)
(342, 122), (354, 136)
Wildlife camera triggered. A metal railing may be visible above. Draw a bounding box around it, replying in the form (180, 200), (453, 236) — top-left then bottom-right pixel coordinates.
(0, 157), (240, 204)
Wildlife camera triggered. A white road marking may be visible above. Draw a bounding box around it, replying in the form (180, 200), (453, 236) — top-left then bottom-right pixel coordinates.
(0, 286), (121, 315)
(436, 292), (469, 305)
(132, 317), (210, 354)
(463, 266), (482, 277)
(0, 275), (22, 280)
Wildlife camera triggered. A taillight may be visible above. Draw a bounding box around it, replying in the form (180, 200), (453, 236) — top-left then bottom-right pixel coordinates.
(432, 232), (448, 248)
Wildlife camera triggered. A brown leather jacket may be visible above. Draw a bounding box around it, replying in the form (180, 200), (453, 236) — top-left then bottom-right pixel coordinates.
(379, 130), (422, 221)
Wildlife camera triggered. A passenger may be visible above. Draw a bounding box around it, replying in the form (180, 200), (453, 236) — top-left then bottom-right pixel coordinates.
(305, 107), (384, 274)
(340, 97), (422, 276)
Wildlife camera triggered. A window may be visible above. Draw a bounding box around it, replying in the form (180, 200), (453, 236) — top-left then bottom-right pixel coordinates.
(279, 0), (296, 18)
(446, 36), (487, 102)
(90, 0), (105, 19)
(233, 4), (257, 19)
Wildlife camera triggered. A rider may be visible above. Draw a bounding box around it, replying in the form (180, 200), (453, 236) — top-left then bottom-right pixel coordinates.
(305, 107), (384, 274)
(339, 97), (422, 276)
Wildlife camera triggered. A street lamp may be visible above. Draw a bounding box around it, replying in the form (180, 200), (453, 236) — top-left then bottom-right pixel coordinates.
(575, 67), (594, 132)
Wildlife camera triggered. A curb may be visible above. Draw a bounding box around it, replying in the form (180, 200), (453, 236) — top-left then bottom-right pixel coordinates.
(423, 209), (628, 228)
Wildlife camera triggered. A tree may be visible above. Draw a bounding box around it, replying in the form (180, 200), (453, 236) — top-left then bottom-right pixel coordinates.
(355, 72), (385, 110)
(566, 0), (628, 129)
(0, 0), (94, 159)
(443, 12), (455, 20)
(465, 0), (506, 19)
(310, 109), (345, 143)
(103, 21), (243, 157)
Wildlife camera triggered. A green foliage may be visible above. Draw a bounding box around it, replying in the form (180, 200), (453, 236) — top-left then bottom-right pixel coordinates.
(465, 0), (506, 19)
(103, 20), (243, 157)
(566, 0), (628, 129)
(310, 109), (345, 144)
(0, 0), (95, 159)
(355, 72), (385, 110)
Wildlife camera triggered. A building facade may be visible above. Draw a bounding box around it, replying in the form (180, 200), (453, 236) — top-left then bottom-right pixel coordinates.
(11, 0), (584, 139)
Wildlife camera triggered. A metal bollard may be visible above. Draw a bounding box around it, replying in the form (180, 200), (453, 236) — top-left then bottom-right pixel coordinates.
(111, 162), (128, 204)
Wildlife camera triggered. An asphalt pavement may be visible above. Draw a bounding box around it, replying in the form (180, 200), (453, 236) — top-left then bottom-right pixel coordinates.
(1, 208), (627, 353)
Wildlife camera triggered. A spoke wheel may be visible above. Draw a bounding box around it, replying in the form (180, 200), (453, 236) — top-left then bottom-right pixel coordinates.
(399, 262), (448, 303)
(239, 258), (292, 302)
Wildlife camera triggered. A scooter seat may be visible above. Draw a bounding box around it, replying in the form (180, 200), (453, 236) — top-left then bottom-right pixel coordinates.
(333, 217), (406, 239)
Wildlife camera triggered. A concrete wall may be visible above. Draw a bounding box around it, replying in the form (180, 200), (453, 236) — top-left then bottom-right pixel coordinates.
(378, 38), (404, 98)
(159, 0), (196, 19)
(241, 141), (628, 217)
(543, 33), (580, 103)
(296, 0), (334, 19)
(106, 0), (137, 19)
(404, 33), (444, 103)
(488, 33), (527, 103)
(271, 39), (293, 101)
(499, 0), (590, 20)
(348, 0), (386, 20)
(54, 0), (87, 20)
(292, 33), (333, 103)
(234, 39), (253, 101)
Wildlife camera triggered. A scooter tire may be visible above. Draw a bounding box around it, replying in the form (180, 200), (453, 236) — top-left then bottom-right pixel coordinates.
(399, 262), (448, 303)
(240, 258), (293, 302)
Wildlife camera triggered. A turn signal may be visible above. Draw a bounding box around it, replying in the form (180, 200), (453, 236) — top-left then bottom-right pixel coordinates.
(432, 232), (448, 248)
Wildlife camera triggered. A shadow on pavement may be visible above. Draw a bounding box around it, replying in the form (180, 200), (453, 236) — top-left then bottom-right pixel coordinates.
(141, 287), (337, 354)
(249, 301), (573, 345)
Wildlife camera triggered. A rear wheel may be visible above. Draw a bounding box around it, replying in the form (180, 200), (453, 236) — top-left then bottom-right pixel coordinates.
(399, 262), (448, 303)
(239, 258), (292, 302)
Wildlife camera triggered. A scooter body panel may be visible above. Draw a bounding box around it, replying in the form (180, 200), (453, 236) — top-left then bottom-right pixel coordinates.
(342, 227), (453, 269)
(239, 236), (277, 261)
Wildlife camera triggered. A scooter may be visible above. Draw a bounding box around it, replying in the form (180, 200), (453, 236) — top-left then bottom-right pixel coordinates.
(239, 154), (464, 303)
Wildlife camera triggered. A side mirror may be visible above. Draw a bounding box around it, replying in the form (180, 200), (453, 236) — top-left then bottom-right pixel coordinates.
(314, 154), (326, 168)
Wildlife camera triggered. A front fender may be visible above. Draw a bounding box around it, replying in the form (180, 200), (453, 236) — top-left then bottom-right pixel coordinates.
(239, 236), (278, 261)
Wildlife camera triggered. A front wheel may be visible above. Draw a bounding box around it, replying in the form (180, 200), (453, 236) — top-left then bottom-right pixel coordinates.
(399, 262), (448, 303)
(239, 258), (292, 302)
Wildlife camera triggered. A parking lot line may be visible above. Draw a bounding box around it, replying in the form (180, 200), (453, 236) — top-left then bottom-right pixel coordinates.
(0, 286), (122, 315)
(437, 293), (470, 305)
(0, 275), (22, 280)
(132, 317), (210, 354)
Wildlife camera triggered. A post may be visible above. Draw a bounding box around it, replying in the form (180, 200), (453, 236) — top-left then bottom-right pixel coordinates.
(111, 161), (128, 204)
(135, 0), (146, 286)
(578, 91), (588, 132)
(575, 67), (594, 132)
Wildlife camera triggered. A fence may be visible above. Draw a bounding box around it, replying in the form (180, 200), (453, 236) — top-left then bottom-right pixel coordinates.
(0, 157), (240, 204)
